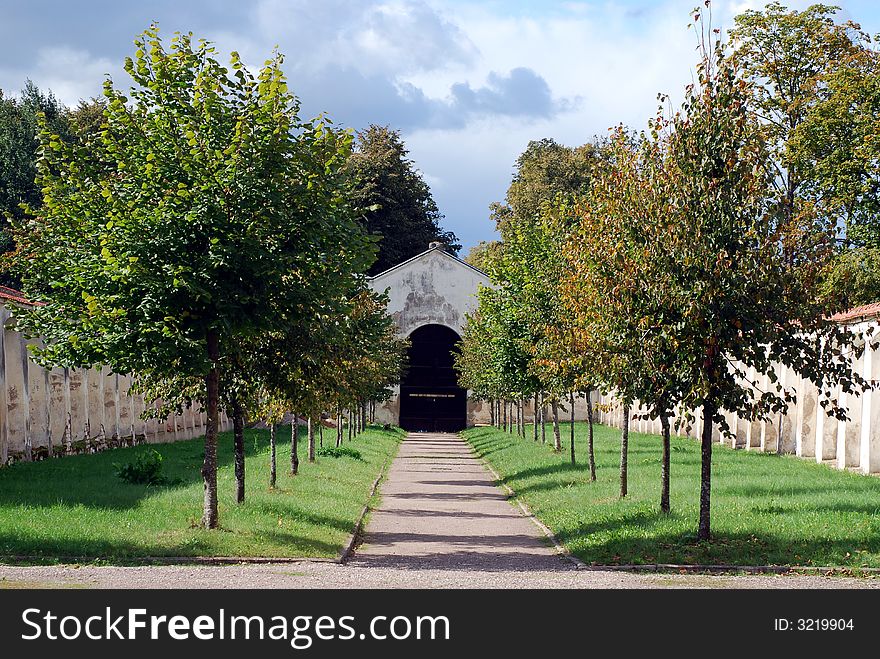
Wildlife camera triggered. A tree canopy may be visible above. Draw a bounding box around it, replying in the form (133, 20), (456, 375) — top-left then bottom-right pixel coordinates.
(8, 27), (379, 528)
(344, 124), (460, 275)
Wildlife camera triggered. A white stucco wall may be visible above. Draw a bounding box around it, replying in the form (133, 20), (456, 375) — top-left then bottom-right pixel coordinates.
(1, 300), (230, 465)
(368, 247), (491, 336)
(368, 247), (492, 427)
(593, 319), (880, 475)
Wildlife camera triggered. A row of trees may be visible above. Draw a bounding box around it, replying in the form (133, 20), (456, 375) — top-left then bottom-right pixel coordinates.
(0, 27), (423, 528)
(457, 2), (877, 540)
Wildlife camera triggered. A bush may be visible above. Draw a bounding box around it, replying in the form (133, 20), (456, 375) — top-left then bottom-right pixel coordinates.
(114, 449), (167, 485)
(315, 446), (363, 460)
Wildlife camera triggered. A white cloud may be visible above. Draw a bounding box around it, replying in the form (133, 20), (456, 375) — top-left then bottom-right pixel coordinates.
(0, 47), (116, 106)
(3, 0), (876, 250)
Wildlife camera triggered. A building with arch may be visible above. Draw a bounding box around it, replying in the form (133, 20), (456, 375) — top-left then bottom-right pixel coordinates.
(368, 243), (492, 431)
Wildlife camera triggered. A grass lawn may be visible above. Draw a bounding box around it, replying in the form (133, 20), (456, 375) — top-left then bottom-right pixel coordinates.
(0, 424), (403, 563)
(463, 423), (880, 568)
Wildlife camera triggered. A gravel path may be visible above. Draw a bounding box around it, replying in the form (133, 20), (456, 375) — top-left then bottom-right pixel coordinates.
(349, 432), (566, 571)
(0, 432), (876, 589)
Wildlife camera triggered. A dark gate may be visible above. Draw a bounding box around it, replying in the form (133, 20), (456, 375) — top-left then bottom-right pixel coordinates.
(399, 324), (467, 432)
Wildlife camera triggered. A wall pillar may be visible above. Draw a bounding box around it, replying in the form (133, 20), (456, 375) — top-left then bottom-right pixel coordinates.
(797, 378), (817, 459)
(814, 391), (838, 463)
(861, 340), (880, 473)
(0, 307), (8, 465)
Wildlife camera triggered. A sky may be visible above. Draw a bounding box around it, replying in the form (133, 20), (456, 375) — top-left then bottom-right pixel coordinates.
(2, 0), (880, 254)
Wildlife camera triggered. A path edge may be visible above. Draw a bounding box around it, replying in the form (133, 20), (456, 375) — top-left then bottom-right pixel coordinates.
(464, 435), (587, 570)
(337, 446), (398, 564)
(460, 433), (880, 578)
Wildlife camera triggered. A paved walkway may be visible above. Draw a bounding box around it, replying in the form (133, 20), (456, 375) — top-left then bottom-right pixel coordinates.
(349, 432), (572, 571)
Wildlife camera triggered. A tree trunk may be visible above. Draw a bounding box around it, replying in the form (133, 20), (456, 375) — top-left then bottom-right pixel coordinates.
(533, 394), (539, 442)
(502, 400), (508, 433)
(519, 399), (524, 437)
(348, 409), (353, 442)
(319, 420), (323, 448)
(336, 408), (342, 447)
(620, 404), (630, 498)
(269, 422), (277, 489)
(540, 393), (547, 444)
(232, 400), (245, 504)
(201, 329), (220, 529)
(660, 412), (671, 514)
(570, 392), (576, 464)
(697, 401), (715, 541)
(490, 399), (495, 427)
(290, 415), (299, 476)
(308, 416), (316, 462)
(551, 398), (561, 452)
(587, 391), (596, 482)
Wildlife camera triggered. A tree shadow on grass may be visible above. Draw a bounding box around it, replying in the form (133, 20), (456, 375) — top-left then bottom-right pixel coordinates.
(248, 502), (355, 534)
(0, 425), (307, 512)
(0, 525), (342, 565)
(569, 529), (880, 567)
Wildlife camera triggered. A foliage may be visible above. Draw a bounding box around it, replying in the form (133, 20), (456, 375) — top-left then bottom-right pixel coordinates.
(0, 81), (71, 287)
(732, 2), (878, 310)
(114, 449), (168, 485)
(819, 247), (880, 309)
(8, 26), (374, 528)
(462, 240), (500, 272)
(789, 46), (880, 250)
(457, 137), (602, 409)
(731, 2), (865, 219)
(344, 124), (460, 275)
(315, 446), (363, 460)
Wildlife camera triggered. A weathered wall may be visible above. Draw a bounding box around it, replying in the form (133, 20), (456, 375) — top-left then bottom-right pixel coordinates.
(369, 247), (491, 337)
(369, 247), (493, 427)
(592, 319), (880, 475)
(0, 301), (231, 465)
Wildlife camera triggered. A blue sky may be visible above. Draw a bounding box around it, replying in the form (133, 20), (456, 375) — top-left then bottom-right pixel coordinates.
(2, 0), (880, 253)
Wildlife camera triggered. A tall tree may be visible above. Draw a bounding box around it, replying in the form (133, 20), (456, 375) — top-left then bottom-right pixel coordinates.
(345, 124), (460, 275)
(0, 81), (71, 287)
(647, 17), (865, 540)
(9, 27), (372, 529)
(731, 2), (865, 236)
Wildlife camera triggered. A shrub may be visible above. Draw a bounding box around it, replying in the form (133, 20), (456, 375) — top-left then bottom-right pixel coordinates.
(315, 446), (363, 460)
(114, 449), (167, 485)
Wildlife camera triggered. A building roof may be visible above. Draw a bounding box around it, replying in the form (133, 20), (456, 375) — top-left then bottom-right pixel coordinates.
(830, 301), (880, 324)
(0, 286), (30, 306)
(368, 244), (490, 281)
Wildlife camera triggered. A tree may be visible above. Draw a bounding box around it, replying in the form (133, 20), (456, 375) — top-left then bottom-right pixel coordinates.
(731, 2), (865, 236)
(643, 19), (865, 540)
(463, 240), (500, 272)
(561, 128), (683, 507)
(0, 81), (71, 287)
(731, 2), (877, 311)
(787, 46), (880, 307)
(9, 27), (372, 529)
(344, 125), (460, 275)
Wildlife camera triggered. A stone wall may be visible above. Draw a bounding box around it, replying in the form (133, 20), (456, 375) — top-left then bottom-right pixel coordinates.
(0, 301), (231, 465)
(592, 318), (880, 476)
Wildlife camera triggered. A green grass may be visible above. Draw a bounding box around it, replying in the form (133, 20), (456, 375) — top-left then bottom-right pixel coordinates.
(463, 423), (880, 568)
(0, 424), (403, 563)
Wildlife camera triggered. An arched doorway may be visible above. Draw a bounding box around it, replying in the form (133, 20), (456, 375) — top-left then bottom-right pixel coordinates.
(399, 324), (467, 432)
